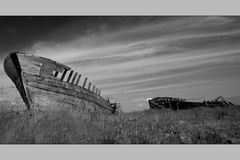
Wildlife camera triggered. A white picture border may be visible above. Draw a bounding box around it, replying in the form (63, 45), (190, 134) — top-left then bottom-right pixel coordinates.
(0, 0), (239, 160)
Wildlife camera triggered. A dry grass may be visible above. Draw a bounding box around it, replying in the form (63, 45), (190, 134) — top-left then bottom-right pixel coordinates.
(0, 106), (240, 144)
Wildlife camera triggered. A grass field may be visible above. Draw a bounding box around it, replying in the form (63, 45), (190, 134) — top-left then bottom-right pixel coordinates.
(0, 105), (240, 144)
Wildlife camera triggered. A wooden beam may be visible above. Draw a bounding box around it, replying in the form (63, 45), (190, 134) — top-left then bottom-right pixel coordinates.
(75, 74), (81, 85)
(168, 99), (172, 110)
(92, 86), (95, 93)
(67, 70), (74, 83)
(60, 69), (67, 81)
(54, 71), (59, 77)
(96, 88), (98, 94)
(98, 90), (101, 96)
(24, 74), (113, 111)
(205, 101), (209, 107)
(83, 77), (88, 88)
(71, 72), (78, 84)
(88, 82), (91, 90)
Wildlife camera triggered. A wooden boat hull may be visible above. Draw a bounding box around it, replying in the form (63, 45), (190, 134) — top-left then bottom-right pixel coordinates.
(4, 52), (116, 113)
(148, 97), (203, 110)
(148, 96), (234, 110)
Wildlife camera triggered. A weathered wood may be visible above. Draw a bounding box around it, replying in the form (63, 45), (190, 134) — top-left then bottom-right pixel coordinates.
(27, 85), (112, 113)
(4, 52), (117, 113)
(96, 88), (98, 94)
(67, 70), (74, 83)
(40, 63), (58, 76)
(21, 62), (41, 76)
(205, 101), (209, 107)
(54, 71), (59, 77)
(18, 54), (68, 78)
(60, 69), (67, 81)
(4, 53), (31, 109)
(83, 78), (87, 88)
(18, 53), (71, 71)
(168, 99), (172, 109)
(24, 74), (113, 110)
(88, 82), (91, 90)
(75, 74), (81, 85)
(98, 90), (101, 96)
(71, 72), (78, 84)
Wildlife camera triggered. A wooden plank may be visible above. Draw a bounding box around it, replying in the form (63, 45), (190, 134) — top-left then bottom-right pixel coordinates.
(18, 54), (66, 77)
(27, 85), (112, 113)
(168, 99), (172, 109)
(83, 77), (87, 88)
(20, 62), (41, 76)
(67, 70), (74, 83)
(205, 101), (209, 107)
(96, 88), (98, 94)
(75, 74), (81, 85)
(4, 55), (31, 109)
(92, 86), (95, 93)
(60, 69), (67, 81)
(88, 82), (91, 90)
(22, 73), (112, 109)
(27, 82), (112, 111)
(18, 53), (71, 71)
(40, 63), (57, 76)
(98, 90), (101, 96)
(54, 71), (59, 77)
(71, 72), (78, 84)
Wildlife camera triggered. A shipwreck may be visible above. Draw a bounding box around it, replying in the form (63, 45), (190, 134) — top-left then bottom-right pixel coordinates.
(4, 52), (120, 114)
(148, 96), (234, 110)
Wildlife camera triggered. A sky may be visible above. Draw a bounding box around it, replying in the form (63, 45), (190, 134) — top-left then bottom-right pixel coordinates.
(0, 16), (239, 112)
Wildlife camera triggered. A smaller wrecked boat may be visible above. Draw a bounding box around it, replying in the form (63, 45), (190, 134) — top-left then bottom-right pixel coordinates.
(148, 96), (234, 110)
